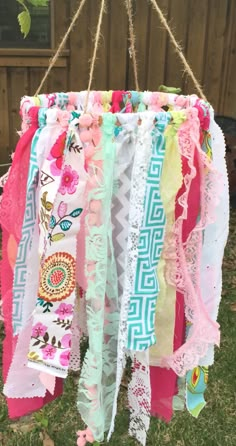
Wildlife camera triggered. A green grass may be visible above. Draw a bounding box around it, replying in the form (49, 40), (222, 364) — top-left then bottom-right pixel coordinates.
(1, 211), (236, 446)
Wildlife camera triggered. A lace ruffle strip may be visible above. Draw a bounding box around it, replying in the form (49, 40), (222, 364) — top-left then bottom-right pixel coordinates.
(77, 114), (118, 442)
(163, 108), (224, 376)
(199, 119), (229, 366)
(108, 114), (155, 441)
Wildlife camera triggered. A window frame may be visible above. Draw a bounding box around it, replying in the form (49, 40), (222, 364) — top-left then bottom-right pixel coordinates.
(0, 0), (54, 51)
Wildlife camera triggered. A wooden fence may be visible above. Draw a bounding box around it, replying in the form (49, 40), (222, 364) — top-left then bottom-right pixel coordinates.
(0, 0), (235, 175)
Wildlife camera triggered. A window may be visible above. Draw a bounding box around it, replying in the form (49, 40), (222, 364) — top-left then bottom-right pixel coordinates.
(0, 0), (51, 49)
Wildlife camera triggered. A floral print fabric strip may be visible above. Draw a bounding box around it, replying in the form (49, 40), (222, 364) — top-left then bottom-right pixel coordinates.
(27, 115), (88, 378)
(4, 108), (75, 400)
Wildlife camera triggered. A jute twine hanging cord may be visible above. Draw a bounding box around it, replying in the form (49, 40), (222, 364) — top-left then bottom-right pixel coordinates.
(34, 0), (88, 96)
(149, 0), (207, 101)
(84, 0), (107, 112)
(124, 0), (140, 92)
(34, 0), (208, 103)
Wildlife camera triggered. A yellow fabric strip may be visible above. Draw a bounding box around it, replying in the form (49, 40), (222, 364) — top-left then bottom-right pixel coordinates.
(150, 113), (185, 365)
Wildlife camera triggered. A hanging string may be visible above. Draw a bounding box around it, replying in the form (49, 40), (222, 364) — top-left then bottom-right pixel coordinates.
(34, 0), (88, 96)
(124, 0), (140, 91)
(84, 0), (106, 112)
(149, 0), (208, 102)
(34, 0), (208, 103)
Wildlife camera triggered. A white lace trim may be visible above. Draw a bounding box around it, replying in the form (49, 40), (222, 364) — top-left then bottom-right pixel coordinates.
(108, 114), (155, 441)
(199, 119), (229, 365)
(128, 351), (151, 446)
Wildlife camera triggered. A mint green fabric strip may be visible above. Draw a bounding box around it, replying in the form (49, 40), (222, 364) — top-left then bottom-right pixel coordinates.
(77, 114), (118, 441)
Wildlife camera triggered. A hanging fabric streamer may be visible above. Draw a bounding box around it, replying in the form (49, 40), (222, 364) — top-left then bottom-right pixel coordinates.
(0, 88), (229, 445)
(0, 1), (230, 445)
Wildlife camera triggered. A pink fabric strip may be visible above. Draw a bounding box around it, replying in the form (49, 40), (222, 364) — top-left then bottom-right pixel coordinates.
(110, 91), (124, 113)
(0, 107), (39, 239)
(0, 108), (63, 418)
(150, 136), (201, 421)
(161, 109), (221, 375)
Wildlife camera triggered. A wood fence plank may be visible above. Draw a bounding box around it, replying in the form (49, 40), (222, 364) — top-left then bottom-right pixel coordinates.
(222, 2), (236, 118)
(0, 57), (67, 68)
(88, 0), (109, 90)
(165, 0), (189, 92)
(203, 0), (229, 111)
(47, 68), (68, 94)
(0, 49), (69, 57)
(108, 0), (128, 90)
(0, 68), (10, 163)
(128, 0), (150, 90)
(29, 68), (49, 96)
(147, 0), (169, 91)
(54, 0), (69, 47)
(69, 0), (90, 91)
(8, 68), (29, 150)
(184, 0), (209, 96)
(218, 0), (236, 116)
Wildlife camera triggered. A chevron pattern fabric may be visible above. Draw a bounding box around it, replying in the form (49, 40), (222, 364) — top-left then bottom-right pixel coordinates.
(112, 165), (132, 297)
(127, 114), (170, 351)
(111, 125), (136, 299)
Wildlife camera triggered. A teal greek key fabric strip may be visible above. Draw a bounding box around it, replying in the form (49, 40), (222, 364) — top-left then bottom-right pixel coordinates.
(127, 112), (171, 351)
(12, 108), (47, 334)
